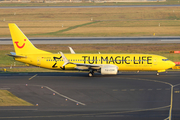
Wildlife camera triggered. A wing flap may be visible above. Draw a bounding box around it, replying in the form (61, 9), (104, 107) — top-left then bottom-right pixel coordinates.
(60, 51), (117, 71)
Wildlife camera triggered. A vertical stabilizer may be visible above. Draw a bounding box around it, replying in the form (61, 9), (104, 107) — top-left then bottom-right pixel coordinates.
(8, 23), (51, 55)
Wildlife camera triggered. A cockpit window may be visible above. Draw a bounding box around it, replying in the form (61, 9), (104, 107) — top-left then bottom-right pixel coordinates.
(162, 59), (169, 61)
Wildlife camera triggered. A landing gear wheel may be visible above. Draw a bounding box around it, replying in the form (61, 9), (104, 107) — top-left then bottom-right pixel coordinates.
(88, 71), (94, 77)
(157, 73), (159, 76)
(88, 72), (93, 77)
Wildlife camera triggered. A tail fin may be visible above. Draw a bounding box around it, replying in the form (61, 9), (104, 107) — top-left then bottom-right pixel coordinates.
(8, 23), (51, 55)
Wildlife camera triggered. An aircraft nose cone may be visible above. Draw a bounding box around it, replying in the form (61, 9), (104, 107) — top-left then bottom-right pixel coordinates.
(170, 61), (176, 68)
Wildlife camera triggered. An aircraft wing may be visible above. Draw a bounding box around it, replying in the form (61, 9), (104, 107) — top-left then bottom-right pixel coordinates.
(60, 52), (109, 70)
(72, 63), (101, 70)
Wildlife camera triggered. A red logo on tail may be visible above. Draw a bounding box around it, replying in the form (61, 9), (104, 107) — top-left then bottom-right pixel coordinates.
(15, 39), (26, 49)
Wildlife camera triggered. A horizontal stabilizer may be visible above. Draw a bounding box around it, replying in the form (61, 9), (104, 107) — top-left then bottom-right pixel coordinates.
(7, 52), (26, 58)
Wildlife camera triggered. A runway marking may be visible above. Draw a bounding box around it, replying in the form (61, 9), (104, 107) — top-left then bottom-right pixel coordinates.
(174, 91), (180, 93)
(112, 89), (118, 91)
(29, 74), (37, 80)
(100, 105), (170, 115)
(0, 105), (170, 119)
(1, 84), (86, 106)
(157, 88), (162, 90)
(0, 108), (38, 111)
(122, 78), (180, 120)
(0, 88), (10, 90)
(120, 88), (173, 91)
(1, 77), (179, 119)
(123, 77), (174, 120)
(121, 89), (127, 91)
(0, 79), (179, 119)
(44, 86), (86, 106)
(31, 85), (86, 106)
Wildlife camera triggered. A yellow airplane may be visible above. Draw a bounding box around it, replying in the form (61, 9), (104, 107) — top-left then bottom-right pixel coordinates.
(8, 23), (175, 76)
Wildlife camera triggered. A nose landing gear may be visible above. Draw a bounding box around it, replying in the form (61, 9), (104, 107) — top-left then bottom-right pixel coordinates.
(157, 72), (159, 76)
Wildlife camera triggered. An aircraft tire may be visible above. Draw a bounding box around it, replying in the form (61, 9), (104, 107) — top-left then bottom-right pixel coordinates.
(88, 72), (93, 77)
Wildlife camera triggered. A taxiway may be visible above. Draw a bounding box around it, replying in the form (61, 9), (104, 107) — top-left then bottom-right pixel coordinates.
(0, 71), (180, 120)
(1, 37), (180, 44)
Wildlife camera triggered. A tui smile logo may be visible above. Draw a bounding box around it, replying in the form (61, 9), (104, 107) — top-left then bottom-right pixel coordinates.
(15, 39), (26, 49)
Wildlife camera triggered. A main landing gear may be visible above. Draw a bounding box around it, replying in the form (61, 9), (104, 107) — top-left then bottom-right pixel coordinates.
(157, 72), (159, 76)
(88, 71), (94, 77)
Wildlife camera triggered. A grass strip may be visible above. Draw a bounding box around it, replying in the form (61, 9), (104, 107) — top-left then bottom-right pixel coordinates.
(1, 7), (180, 37)
(35, 21), (100, 36)
(0, 0), (180, 7)
(0, 90), (33, 106)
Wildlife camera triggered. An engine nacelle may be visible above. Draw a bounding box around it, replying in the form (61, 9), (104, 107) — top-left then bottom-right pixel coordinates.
(100, 65), (118, 75)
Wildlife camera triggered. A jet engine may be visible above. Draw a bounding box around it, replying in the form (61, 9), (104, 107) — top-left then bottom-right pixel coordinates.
(99, 65), (118, 75)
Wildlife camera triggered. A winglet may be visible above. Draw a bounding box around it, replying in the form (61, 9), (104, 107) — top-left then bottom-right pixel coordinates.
(68, 46), (75, 54)
(60, 52), (69, 67)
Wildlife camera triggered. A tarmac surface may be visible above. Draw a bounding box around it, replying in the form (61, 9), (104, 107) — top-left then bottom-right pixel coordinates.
(0, 71), (180, 120)
(1, 37), (180, 44)
(0, 5), (180, 9)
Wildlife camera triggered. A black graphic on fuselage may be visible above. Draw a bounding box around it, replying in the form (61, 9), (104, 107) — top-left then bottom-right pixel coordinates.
(82, 56), (152, 64)
(52, 56), (62, 68)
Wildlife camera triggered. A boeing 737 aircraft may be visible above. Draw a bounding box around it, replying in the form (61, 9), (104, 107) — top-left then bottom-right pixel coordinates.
(8, 23), (175, 76)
